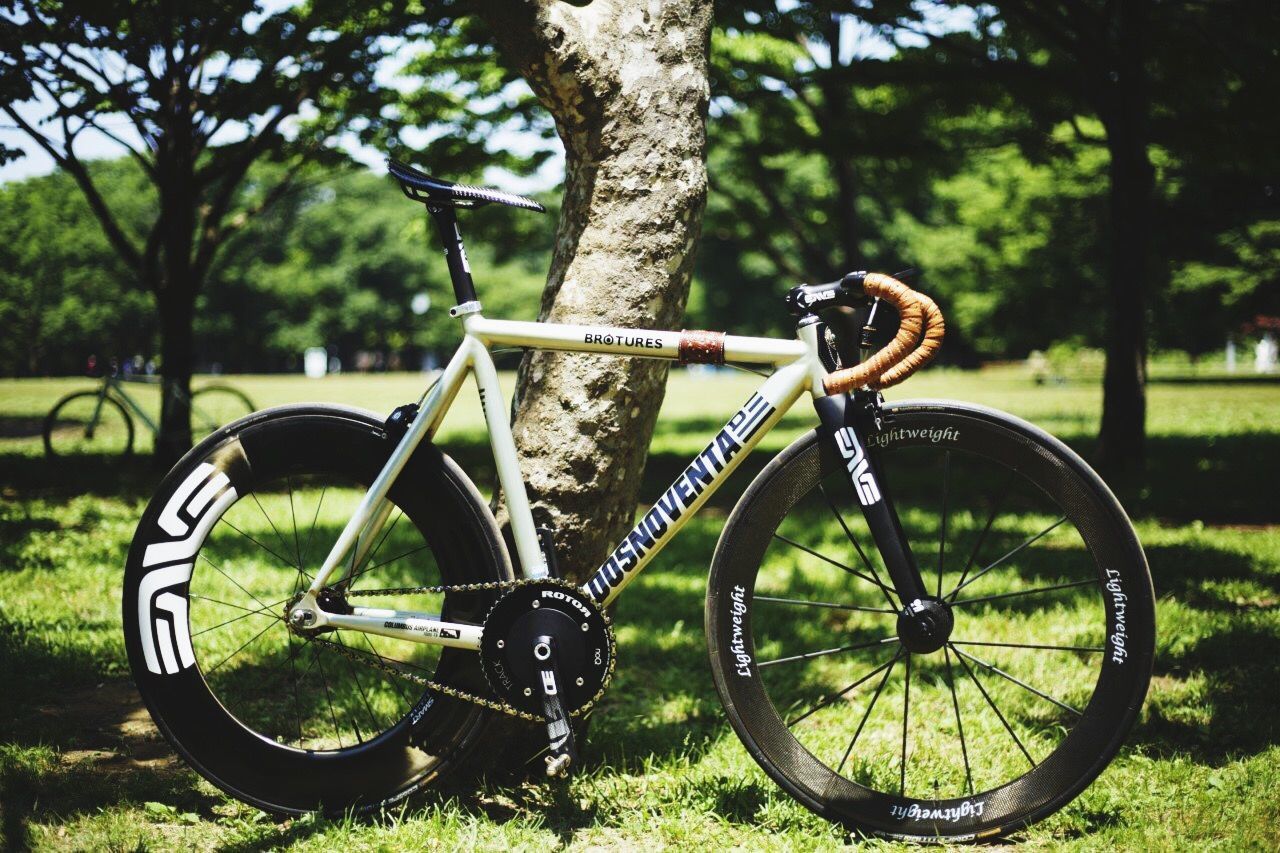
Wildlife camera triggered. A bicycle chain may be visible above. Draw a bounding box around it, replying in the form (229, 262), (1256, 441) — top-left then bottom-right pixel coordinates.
(311, 577), (615, 724)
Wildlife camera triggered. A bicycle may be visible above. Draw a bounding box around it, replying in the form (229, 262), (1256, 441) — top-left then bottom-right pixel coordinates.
(43, 358), (256, 457)
(123, 160), (1154, 842)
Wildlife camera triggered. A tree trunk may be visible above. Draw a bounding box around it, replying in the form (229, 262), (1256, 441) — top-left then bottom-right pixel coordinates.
(1096, 0), (1153, 473)
(478, 0), (714, 581)
(155, 286), (195, 466)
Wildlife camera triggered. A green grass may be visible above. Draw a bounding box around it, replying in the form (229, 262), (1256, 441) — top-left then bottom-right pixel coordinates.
(1, 367), (1279, 850)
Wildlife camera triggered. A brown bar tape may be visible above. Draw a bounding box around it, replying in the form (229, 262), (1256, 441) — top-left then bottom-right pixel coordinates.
(677, 330), (726, 365)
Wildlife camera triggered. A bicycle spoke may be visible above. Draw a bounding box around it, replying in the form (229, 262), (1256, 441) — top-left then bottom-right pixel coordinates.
(948, 517), (1067, 600)
(190, 598), (286, 638)
(300, 485), (328, 568)
(283, 632), (306, 744)
(204, 618), (278, 676)
(315, 635), (436, 676)
(361, 633), (413, 708)
(758, 636), (898, 668)
(755, 595), (896, 615)
(949, 482), (1010, 594)
(251, 491), (300, 571)
(189, 591), (279, 617)
(333, 633), (385, 736)
(835, 649), (901, 775)
(218, 516), (302, 577)
(943, 646), (973, 796)
(900, 651), (911, 797)
(312, 645), (347, 747)
(951, 643), (1036, 769)
(286, 475), (302, 568)
(937, 451), (951, 597)
(951, 578), (1096, 608)
(787, 649), (901, 727)
(817, 483), (899, 609)
(772, 532), (896, 603)
(198, 552), (275, 613)
(364, 510), (403, 571)
(342, 540), (431, 589)
(951, 639), (1104, 653)
(950, 646), (1082, 716)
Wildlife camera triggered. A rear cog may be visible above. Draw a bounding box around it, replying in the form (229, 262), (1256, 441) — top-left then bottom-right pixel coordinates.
(479, 579), (614, 717)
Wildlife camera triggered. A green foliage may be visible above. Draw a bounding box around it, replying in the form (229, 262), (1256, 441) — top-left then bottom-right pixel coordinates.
(0, 159), (555, 375)
(0, 160), (156, 375)
(204, 166), (554, 370)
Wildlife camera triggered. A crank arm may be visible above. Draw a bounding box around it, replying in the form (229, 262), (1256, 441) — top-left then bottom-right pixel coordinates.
(532, 634), (577, 777)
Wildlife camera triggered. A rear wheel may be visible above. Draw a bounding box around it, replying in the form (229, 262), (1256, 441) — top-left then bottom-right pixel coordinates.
(706, 401), (1154, 841)
(190, 384), (256, 439)
(43, 390), (135, 457)
(124, 404), (510, 814)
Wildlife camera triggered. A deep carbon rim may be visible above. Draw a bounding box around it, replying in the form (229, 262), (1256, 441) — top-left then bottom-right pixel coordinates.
(707, 401), (1154, 841)
(124, 405), (508, 814)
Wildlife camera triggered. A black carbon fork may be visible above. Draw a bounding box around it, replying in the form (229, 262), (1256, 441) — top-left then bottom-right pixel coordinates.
(813, 391), (928, 607)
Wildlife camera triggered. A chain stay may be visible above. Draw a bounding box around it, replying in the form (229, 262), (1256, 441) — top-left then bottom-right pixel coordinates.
(321, 577), (614, 723)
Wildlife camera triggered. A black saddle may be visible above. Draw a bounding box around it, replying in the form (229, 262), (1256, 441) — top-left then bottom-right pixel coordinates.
(387, 159), (545, 213)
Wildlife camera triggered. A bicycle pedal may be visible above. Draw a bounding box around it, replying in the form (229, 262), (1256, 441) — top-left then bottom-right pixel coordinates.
(544, 753), (572, 778)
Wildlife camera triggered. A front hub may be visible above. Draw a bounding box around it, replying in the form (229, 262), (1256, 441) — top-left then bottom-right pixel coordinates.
(896, 596), (954, 654)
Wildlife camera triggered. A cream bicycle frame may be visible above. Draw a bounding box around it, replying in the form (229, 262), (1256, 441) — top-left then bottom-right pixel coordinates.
(291, 310), (829, 651)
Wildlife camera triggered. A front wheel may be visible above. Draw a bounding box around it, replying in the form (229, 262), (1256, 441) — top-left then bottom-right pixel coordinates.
(190, 384), (257, 439)
(124, 404), (512, 815)
(706, 401), (1154, 842)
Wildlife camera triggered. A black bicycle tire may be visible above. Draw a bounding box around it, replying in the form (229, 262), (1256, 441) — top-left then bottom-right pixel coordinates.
(190, 384), (257, 434)
(42, 389), (135, 458)
(705, 400), (1155, 842)
(123, 403), (512, 815)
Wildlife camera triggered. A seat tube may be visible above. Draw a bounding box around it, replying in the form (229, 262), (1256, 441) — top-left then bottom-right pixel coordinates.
(467, 335), (548, 579)
(426, 205), (478, 305)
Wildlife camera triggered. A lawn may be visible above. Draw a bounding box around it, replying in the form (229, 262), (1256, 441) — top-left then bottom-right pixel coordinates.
(1, 366), (1278, 850)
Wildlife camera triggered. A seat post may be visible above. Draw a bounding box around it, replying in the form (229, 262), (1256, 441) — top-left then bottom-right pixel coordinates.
(426, 204), (478, 305)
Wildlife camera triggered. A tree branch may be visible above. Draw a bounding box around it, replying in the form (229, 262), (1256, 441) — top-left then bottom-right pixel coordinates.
(1, 104), (142, 271)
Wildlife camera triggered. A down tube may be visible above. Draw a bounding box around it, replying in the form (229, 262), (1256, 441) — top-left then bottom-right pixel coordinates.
(584, 361), (811, 607)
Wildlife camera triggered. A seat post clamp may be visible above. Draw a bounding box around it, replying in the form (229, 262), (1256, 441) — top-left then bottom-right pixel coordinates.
(449, 300), (482, 318)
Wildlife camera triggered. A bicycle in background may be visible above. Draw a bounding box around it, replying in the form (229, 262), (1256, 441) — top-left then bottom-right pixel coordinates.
(43, 356), (256, 457)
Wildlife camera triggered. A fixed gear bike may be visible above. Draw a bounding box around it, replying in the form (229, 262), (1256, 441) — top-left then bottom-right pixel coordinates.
(43, 359), (256, 457)
(123, 160), (1154, 842)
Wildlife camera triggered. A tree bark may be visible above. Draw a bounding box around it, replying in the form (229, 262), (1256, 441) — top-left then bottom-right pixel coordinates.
(476, 0), (714, 581)
(1095, 0), (1152, 473)
(155, 285), (196, 465)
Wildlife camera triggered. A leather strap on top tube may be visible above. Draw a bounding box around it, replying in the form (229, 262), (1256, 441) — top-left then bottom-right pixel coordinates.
(822, 272), (945, 394)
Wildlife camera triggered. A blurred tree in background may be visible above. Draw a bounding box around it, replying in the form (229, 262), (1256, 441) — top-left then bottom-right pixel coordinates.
(1, 1), (1276, 470)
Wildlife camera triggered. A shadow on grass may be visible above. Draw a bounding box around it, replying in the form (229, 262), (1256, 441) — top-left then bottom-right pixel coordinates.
(0, 413), (1277, 841)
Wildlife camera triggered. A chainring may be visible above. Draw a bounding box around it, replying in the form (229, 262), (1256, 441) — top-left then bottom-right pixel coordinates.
(479, 579), (615, 717)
